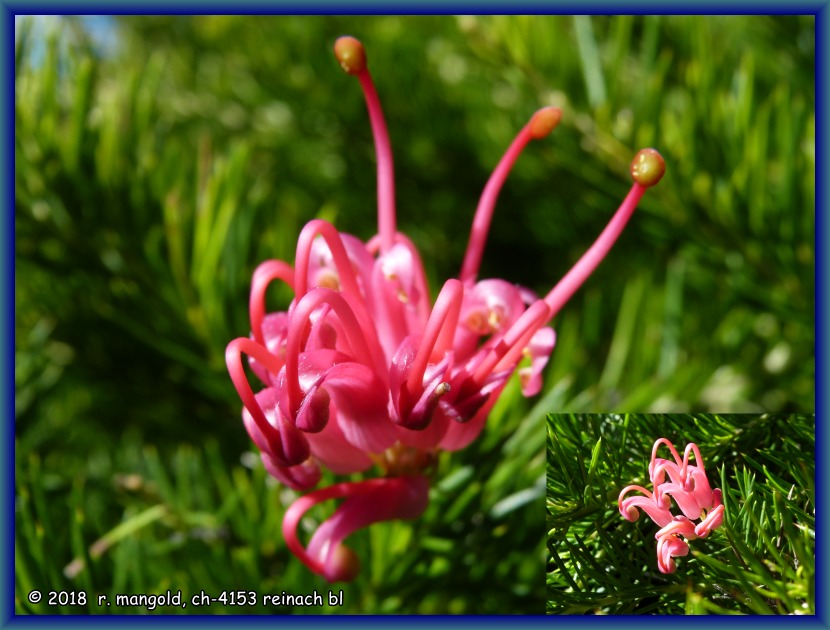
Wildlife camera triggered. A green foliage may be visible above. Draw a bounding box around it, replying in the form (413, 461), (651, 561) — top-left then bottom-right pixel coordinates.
(546, 413), (814, 614)
(15, 15), (814, 615)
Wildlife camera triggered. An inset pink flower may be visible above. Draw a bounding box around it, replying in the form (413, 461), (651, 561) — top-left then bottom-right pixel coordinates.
(619, 437), (724, 574)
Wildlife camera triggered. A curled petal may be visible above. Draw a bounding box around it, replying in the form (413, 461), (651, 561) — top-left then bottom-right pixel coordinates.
(283, 476), (429, 582)
(618, 485), (674, 527)
(438, 375), (506, 452)
(649, 438), (683, 482)
(305, 417), (374, 475)
(657, 481), (704, 521)
(695, 505), (725, 538)
(656, 533), (689, 574)
(460, 279), (526, 336)
(655, 515), (698, 541)
(367, 232), (432, 326)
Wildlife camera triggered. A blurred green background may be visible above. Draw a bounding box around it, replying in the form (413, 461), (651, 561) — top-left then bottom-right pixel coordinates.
(15, 15), (814, 614)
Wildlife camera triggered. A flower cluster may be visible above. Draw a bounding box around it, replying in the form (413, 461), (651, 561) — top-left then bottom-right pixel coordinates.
(226, 35), (666, 582)
(619, 438), (725, 574)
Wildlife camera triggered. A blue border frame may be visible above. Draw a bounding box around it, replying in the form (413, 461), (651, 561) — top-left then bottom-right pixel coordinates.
(5, 6), (826, 626)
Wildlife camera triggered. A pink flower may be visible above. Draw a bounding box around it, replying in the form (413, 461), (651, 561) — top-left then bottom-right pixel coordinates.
(227, 35), (666, 582)
(619, 438), (724, 574)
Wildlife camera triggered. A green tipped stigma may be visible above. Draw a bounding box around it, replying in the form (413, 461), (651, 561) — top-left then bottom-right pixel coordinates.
(334, 36), (367, 75)
(529, 107), (562, 140)
(630, 148), (666, 188)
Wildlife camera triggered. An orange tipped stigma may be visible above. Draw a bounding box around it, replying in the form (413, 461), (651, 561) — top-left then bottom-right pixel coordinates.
(334, 36), (367, 75)
(529, 107), (562, 140)
(630, 148), (665, 188)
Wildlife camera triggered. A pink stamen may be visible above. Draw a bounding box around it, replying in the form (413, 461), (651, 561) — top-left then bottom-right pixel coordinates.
(294, 219), (386, 375)
(406, 279), (463, 397)
(543, 182), (645, 320)
(544, 148), (665, 321)
(460, 107), (562, 285)
(249, 259), (294, 345)
(334, 36), (397, 254)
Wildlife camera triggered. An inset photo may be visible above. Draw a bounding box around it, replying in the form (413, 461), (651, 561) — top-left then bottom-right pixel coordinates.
(546, 413), (814, 615)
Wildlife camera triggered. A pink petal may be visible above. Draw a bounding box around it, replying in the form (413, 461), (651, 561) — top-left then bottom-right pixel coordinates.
(517, 326), (556, 397)
(321, 361), (397, 454)
(261, 452), (321, 491)
(306, 420), (374, 475)
(658, 481), (704, 521)
(247, 312), (289, 385)
(686, 466), (718, 511)
(695, 503), (725, 538)
(242, 387), (310, 467)
(455, 279), (527, 359)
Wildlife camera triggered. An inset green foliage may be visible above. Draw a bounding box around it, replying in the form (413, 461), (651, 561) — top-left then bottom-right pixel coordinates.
(546, 413), (814, 615)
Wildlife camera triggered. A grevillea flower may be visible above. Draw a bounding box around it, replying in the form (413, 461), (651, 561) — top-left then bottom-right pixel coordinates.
(226, 35), (666, 582)
(619, 438), (724, 574)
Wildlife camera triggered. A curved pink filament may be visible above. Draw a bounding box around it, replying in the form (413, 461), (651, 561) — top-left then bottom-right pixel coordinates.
(681, 442), (706, 482)
(225, 337), (284, 447)
(294, 219), (363, 300)
(649, 437), (683, 481)
(281, 480), (377, 579)
(294, 220), (386, 374)
(460, 109), (559, 285)
(282, 476), (427, 581)
(249, 259), (294, 345)
(543, 182), (647, 321)
(406, 279), (463, 397)
(285, 288), (375, 416)
(355, 68), (397, 254)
